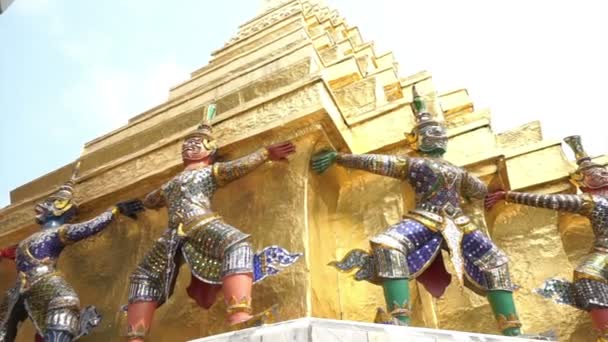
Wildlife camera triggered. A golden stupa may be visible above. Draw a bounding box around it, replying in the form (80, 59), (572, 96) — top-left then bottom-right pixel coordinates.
(1, 1), (606, 341)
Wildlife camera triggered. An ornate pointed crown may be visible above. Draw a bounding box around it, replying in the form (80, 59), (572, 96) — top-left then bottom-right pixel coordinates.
(564, 135), (593, 167)
(37, 160), (82, 218)
(563, 135), (607, 189)
(411, 85), (442, 130)
(49, 161), (81, 203)
(186, 104), (217, 139)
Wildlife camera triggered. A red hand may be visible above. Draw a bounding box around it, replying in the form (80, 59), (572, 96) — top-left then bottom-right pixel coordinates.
(0, 245), (17, 260)
(267, 141), (296, 161)
(484, 191), (507, 210)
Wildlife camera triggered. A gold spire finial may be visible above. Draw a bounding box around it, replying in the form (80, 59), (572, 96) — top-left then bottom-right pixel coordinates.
(259, 0), (326, 13)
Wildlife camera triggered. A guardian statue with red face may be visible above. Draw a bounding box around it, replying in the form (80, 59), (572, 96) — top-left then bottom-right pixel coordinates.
(125, 105), (302, 341)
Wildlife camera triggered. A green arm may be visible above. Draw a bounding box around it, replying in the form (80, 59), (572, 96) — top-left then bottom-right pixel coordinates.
(311, 150), (409, 180)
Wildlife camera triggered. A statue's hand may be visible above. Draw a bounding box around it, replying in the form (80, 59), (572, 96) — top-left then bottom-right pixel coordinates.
(484, 191), (506, 210)
(0, 246), (16, 260)
(311, 149), (338, 174)
(116, 199), (145, 220)
(267, 141), (296, 161)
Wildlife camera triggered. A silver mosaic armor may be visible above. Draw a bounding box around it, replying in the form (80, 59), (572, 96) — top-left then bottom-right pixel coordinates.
(129, 150), (268, 306)
(507, 192), (608, 309)
(333, 153), (513, 293)
(0, 210), (113, 341)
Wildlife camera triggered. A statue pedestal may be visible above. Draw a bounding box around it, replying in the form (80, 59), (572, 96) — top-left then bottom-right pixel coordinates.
(189, 318), (543, 342)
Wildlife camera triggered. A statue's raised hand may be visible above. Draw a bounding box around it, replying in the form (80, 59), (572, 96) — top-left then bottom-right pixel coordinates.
(267, 141), (296, 161)
(116, 199), (145, 219)
(0, 245), (16, 261)
(484, 191), (506, 210)
(311, 149), (338, 174)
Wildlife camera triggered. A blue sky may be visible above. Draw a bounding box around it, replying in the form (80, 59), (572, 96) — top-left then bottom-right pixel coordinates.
(0, 0), (258, 206)
(1, 0), (606, 207)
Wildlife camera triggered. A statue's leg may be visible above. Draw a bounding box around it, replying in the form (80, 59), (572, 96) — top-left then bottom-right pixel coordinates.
(186, 274), (222, 310)
(126, 231), (176, 341)
(369, 218), (445, 325)
(487, 290), (520, 336)
(221, 241), (255, 325)
(572, 252), (608, 340)
(591, 308), (608, 341)
(381, 279), (410, 325)
(223, 274), (254, 324)
(45, 307), (79, 342)
(126, 272), (164, 341)
(126, 301), (157, 342)
(462, 230), (521, 336)
(43, 329), (73, 342)
(370, 226), (413, 325)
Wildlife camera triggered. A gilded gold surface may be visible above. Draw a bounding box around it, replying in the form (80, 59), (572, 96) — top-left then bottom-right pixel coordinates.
(334, 77), (376, 118)
(2, 1), (608, 341)
(438, 89), (473, 117)
(506, 144), (574, 190)
(497, 121), (543, 149)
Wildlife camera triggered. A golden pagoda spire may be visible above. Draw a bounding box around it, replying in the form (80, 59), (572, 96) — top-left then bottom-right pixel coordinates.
(259, 0), (326, 13)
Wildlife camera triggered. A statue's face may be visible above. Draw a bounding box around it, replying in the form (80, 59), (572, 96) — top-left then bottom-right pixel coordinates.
(417, 123), (448, 155)
(182, 135), (215, 163)
(35, 199), (54, 224)
(578, 164), (608, 195)
(34, 197), (74, 226)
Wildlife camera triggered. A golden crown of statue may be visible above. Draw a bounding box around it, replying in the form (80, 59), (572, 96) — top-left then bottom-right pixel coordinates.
(40, 160), (82, 217)
(563, 135), (607, 189)
(184, 104), (219, 151)
(186, 104), (217, 139)
(49, 161), (81, 202)
(405, 85), (445, 147)
(410, 85), (442, 130)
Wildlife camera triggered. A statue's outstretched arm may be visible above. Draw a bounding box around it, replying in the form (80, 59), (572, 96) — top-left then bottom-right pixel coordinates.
(212, 142), (295, 186)
(462, 172), (488, 200)
(505, 191), (594, 215)
(486, 190), (594, 216)
(58, 199), (144, 245)
(143, 189), (165, 210)
(312, 150), (409, 180)
(0, 245), (17, 260)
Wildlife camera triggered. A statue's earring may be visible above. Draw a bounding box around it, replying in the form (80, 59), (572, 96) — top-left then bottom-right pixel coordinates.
(203, 139), (217, 151)
(405, 132), (417, 148)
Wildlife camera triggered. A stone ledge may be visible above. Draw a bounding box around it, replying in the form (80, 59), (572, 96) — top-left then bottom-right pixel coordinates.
(189, 318), (542, 342)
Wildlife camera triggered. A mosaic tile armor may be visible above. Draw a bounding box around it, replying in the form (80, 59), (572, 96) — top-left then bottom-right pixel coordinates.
(509, 192), (608, 310)
(128, 149), (301, 307)
(332, 154), (514, 294)
(0, 210), (116, 341)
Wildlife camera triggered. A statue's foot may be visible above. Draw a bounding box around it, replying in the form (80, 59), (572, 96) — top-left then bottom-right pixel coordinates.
(373, 308), (408, 326)
(229, 304), (278, 331)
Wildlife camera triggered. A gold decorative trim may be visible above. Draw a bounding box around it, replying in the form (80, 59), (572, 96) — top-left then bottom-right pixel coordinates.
(496, 313), (522, 332)
(177, 213), (222, 237)
(58, 225), (76, 246)
(126, 324), (148, 341)
(226, 296), (252, 315)
(581, 193), (597, 216)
